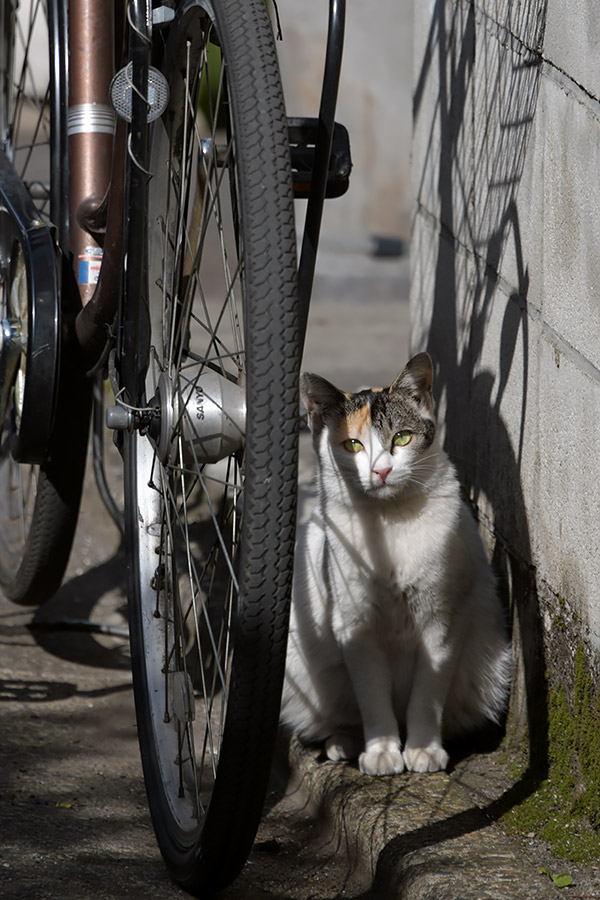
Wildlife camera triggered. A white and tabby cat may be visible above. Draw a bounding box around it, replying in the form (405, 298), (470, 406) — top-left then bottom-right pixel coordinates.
(282, 352), (511, 776)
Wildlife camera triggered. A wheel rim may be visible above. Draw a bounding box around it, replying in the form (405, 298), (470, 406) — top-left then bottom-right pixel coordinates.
(131, 11), (252, 840)
(0, 243), (31, 582)
(0, 421), (37, 581)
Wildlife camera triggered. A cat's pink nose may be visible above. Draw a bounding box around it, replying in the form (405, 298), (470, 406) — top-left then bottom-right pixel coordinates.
(373, 466), (392, 483)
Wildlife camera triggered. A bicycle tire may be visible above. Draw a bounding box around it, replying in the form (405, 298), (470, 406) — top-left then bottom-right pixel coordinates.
(123, 0), (298, 894)
(0, 0), (91, 604)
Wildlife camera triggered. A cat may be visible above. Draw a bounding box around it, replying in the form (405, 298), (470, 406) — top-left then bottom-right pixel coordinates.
(281, 352), (511, 776)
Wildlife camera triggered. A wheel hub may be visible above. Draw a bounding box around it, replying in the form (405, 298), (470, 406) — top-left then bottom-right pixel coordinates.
(0, 246), (27, 433)
(153, 368), (246, 466)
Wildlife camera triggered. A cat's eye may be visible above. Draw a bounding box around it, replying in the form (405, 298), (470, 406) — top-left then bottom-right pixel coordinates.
(343, 438), (364, 453)
(392, 431), (413, 448)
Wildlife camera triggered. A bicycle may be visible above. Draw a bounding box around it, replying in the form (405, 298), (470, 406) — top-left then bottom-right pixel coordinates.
(0, 0), (350, 895)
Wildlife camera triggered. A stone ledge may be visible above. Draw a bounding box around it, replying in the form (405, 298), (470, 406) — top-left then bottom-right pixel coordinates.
(284, 735), (559, 899)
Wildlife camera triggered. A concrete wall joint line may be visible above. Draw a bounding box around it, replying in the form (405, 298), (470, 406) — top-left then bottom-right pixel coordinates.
(475, 4), (543, 59)
(539, 58), (600, 120)
(474, 2), (600, 112)
(539, 322), (600, 387)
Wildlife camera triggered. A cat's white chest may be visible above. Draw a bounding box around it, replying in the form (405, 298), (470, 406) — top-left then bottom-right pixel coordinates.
(307, 505), (424, 640)
(328, 501), (443, 591)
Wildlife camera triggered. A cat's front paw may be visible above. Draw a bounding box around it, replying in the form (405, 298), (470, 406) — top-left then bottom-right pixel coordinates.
(325, 733), (362, 762)
(359, 739), (405, 776)
(403, 744), (449, 773)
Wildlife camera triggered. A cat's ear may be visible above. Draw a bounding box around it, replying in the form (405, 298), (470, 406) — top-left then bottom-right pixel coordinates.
(390, 352), (434, 416)
(300, 373), (345, 431)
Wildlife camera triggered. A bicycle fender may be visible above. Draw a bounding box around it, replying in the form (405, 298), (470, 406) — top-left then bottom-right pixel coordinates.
(0, 148), (60, 463)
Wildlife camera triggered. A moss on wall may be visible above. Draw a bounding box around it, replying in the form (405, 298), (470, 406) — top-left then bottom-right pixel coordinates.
(502, 645), (600, 863)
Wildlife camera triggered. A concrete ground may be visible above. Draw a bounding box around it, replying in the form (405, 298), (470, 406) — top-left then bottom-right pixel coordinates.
(1, 250), (596, 899)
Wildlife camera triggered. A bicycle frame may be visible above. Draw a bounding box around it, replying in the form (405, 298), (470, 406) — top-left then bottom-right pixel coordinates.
(70, 0), (127, 367)
(68, 0), (115, 307)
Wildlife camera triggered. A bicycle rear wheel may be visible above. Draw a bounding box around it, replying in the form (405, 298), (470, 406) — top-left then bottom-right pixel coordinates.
(0, 0), (90, 604)
(124, 0), (298, 893)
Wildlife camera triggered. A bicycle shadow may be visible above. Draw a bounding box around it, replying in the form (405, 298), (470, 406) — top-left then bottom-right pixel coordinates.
(409, 0), (549, 842)
(28, 546), (130, 672)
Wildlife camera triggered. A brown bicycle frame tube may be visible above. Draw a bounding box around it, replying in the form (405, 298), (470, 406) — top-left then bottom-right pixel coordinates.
(67, 0), (115, 307)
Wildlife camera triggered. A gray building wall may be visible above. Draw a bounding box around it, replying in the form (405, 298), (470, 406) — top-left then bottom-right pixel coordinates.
(410, 0), (600, 730)
(277, 0), (412, 250)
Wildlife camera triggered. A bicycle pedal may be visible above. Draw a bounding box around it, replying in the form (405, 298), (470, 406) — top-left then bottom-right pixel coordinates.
(288, 117), (352, 199)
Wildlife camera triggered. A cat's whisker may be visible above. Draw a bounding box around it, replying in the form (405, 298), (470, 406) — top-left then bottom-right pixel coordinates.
(409, 463), (436, 477)
(414, 451), (441, 465)
(411, 459), (436, 471)
(410, 467), (435, 481)
(405, 477), (430, 490)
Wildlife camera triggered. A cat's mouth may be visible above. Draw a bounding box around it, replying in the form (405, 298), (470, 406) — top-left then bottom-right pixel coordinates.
(366, 480), (398, 497)
(365, 477), (419, 499)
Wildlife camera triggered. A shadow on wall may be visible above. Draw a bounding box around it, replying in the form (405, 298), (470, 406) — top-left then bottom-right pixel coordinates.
(412, 0), (548, 815)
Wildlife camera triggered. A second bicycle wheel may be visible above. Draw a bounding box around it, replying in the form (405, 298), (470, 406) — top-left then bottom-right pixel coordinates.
(124, 0), (298, 894)
(0, 0), (91, 605)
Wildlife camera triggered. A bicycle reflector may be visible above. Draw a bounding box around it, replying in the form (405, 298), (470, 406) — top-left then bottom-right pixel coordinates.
(110, 63), (170, 123)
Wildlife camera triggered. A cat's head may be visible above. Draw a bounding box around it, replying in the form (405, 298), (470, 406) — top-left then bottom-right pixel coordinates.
(301, 353), (437, 499)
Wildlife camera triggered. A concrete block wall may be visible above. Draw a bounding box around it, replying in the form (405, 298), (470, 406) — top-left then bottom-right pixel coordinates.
(411, 0), (600, 745)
